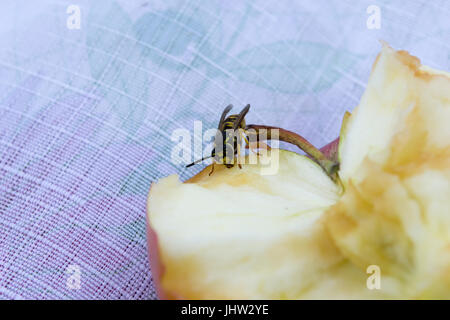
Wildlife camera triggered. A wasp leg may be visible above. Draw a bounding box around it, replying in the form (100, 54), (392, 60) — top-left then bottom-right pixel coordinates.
(246, 140), (271, 155)
(208, 162), (215, 176)
(237, 138), (243, 169)
(258, 141), (271, 151)
(246, 140), (261, 156)
(244, 133), (258, 155)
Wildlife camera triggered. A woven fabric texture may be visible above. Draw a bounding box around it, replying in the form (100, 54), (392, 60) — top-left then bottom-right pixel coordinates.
(0, 0), (449, 299)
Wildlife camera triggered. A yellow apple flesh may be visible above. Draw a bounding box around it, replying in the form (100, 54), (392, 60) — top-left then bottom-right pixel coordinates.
(147, 44), (450, 299)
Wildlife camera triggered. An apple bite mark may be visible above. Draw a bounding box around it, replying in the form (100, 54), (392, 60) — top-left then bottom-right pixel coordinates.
(148, 151), (350, 299)
(326, 44), (450, 298)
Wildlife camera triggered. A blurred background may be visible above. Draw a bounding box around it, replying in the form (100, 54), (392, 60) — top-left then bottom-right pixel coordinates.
(0, 0), (448, 299)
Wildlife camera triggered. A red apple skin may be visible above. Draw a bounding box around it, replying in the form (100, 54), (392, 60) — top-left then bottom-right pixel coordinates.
(146, 204), (187, 300)
(320, 137), (339, 162)
(145, 138), (339, 300)
(145, 213), (168, 299)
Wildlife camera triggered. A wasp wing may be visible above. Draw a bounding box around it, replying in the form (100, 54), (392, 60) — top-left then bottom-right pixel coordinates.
(214, 104), (233, 149)
(218, 104), (233, 130)
(233, 104), (250, 131)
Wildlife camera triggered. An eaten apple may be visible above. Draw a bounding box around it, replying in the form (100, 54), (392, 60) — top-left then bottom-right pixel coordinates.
(146, 44), (450, 299)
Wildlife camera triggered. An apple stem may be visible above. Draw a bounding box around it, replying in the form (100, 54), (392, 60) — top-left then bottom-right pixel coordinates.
(245, 124), (340, 183)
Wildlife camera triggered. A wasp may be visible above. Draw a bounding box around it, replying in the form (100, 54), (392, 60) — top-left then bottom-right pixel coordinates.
(186, 104), (251, 175)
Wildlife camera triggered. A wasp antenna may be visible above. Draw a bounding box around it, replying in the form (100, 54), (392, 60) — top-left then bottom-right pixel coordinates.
(185, 156), (213, 168)
(185, 162), (196, 168)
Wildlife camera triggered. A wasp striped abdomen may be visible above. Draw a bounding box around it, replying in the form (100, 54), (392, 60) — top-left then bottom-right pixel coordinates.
(214, 113), (247, 168)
